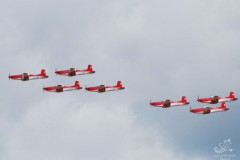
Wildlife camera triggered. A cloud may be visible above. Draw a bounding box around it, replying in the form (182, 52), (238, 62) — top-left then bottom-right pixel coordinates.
(0, 0), (240, 159)
(0, 97), (208, 160)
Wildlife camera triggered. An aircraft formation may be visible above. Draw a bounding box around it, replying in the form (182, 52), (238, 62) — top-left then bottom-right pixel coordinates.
(150, 92), (238, 114)
(8, 65), (238, 115)
(8, 64), (125, 93)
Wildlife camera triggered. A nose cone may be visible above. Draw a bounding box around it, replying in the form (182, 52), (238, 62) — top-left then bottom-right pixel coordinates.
(189, 108), (198, 113)
(190, 109), (196, 113)
(43, 87), (52, 91)
(150, 102), (157, 106)
(233, 98), (238, 101)
(185, 102), (190, 105)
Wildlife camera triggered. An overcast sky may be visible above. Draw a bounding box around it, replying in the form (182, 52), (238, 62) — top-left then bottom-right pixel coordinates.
(0, 0), (240, 160)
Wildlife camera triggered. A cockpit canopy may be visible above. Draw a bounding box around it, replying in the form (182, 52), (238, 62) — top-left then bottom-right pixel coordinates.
(163, 99), (171, 107)
(98, 85), (106, 92)
(69, 68), (76, 76)
(56, 85), (63, 92)
(22, 73), (29, 81)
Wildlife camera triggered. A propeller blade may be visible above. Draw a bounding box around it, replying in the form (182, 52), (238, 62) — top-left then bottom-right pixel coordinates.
(150, 100), (153, 108)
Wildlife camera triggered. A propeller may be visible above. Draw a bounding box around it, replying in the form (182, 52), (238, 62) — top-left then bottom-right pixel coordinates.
(8, 73), (10, 80)
(55, 68), (57, 76)
(150, 100), (153, 108)
(85, 84), (87, 92)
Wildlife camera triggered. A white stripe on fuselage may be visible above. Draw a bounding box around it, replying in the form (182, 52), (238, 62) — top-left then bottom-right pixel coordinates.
(29, 76), (47, 80)
(105, 87), (121, 92)
(218, 98), (232, 102)
(210, 108), (225, 113)
(88, 87), (122, 93)
(76, 71), (92, 75)
(170, 102), (186, 106)
(59, 71), (92, 76)
(63, 87), (80, 92)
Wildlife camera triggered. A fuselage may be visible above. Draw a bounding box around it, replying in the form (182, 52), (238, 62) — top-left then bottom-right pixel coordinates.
(43, 86), (82, 92)
(190, 107), (229, 114)
(150, 101), (190, 107)
(85, 86), (125, 93)
(9, 74), (48, 81)
(197, 97), (237, 104)
(55, 67), (95, 77)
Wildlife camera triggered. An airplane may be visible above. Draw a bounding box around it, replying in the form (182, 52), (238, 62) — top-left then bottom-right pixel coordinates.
(190, 102), (229, 114)
(9, 69), (49, 81)
(197, 92), (238, 104)
(85, 81), (125, 93)
(150, 96), (190, 108)
(43, 81), (82, 92)
(55, 64), (95, 76)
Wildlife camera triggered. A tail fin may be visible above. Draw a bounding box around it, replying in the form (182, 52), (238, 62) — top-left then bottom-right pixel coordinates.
(41, 69), (47, 76)
(87, 65), (94, 72)
(228, 92), (235, 98)
(219, 102), (227, 109)
(74, 81), (80, 87)
(116, 81), (124, 88)
(86, 64), (95, 73)
(181, 96), (187, 103)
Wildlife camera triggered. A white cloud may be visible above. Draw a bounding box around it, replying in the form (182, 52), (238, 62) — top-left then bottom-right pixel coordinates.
(1, 0), (240, 159)
(1, 97), (208, 160)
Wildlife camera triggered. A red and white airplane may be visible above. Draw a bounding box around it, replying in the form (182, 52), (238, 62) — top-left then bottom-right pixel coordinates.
(190, 102), (229, 114)
(150, 96), (190, 108)
(55, 64), (95, 77)
(85, 81), (125, 93)
(43, 81), (82, 93)
(197, 92), (238, 104)
(9, 69), (49, 81)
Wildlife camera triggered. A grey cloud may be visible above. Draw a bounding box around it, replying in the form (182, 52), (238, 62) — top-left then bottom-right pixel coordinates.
(1, 0), (240, 159)
(1, 98), (208, 160)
